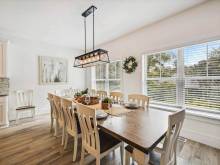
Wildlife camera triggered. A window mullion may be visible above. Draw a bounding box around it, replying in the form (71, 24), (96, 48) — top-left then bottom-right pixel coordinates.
(106, 63), (109, 93)
(176, 48), (184, 107)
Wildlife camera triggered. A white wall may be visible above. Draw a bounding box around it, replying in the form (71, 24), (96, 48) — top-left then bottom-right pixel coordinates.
(91, 0), (220, 148)
(98, 0), (220, 97)
(0, 36), (86, 120)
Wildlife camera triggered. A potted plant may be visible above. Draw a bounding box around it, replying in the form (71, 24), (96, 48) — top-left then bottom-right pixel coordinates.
(101, 97), (112, 110)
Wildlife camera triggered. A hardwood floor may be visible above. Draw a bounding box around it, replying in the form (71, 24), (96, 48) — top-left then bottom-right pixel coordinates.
(0, 115), (219, 165)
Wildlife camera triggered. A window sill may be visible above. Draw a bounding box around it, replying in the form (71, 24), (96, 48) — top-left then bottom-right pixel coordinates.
(150, 104), (220, 123)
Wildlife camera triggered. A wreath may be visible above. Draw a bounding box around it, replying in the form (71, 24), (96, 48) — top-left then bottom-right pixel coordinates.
(123, 56), (138, 73)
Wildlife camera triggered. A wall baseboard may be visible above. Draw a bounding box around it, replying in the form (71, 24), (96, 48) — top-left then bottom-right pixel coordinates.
(181, 129), (220, 149)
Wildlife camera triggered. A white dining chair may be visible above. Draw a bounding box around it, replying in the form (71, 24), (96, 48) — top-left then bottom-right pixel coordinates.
(125, 110), (185, 165)
(96, 90), (108, 99)
(15, 90), (35, 123)
(110, 91), (123, 104)
(128, 94), (150, 110)
(89, 89), (97, 96)
(76, 103), (124, 165)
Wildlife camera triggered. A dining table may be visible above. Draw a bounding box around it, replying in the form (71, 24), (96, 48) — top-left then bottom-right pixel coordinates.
(63, 96), (171, 154)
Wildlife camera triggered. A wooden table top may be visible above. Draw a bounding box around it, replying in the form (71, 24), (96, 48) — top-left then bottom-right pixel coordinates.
(98, 109), (171, 154)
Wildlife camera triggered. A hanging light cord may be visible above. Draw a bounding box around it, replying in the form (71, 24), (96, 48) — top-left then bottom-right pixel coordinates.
(84, 17), (87, 53)
(93, 6), (95, 51)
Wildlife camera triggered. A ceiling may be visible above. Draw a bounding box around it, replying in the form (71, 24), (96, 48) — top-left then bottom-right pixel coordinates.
(0, 0), (207, 50)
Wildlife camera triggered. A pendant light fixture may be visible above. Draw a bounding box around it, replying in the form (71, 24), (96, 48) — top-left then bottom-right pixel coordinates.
(74, 6), (110, 68)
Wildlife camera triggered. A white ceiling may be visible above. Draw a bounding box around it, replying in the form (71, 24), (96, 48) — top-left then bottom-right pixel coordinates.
(0, 0), (207, 50)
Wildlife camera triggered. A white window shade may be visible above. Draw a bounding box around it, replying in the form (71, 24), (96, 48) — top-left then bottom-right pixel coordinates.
(144, 40), (220, 112)
(146, 50), (177, 105)
(185, 78), (220, 110)
(184, 40), (220, 111)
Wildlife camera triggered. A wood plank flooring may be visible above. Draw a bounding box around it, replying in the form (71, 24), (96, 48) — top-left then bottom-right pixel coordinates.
(0, 115), (219, 165)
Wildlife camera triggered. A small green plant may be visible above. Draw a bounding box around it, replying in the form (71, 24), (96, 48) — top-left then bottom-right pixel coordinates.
(74, 92), (82, 98)
(102, 97), (112, 104)
(74, 88), (88, 98)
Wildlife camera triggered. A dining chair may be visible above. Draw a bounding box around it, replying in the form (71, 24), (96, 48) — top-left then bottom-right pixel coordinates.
(53, 95), (65, 145)
(15, 90), (35, 124)
(48, 93), (56, 133)
(76, 103), (124, 165)
(61, 98), (81, 161)
(110, 91), (123, 103)
(89, 89), (97, 96)
(96, 90), (108, 99)
(128, 94), (150, 110)
(125, 110), (186, 165)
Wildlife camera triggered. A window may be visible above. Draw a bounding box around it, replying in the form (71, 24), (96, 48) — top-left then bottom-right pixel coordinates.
(144, 40), (220, 111)
(94, 61), (122, 92)
(146, 50), (177, 104)
(184, 41), (220, 110)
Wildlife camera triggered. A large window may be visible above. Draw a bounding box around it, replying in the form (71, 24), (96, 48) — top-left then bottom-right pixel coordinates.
(95, 61), (122, 92)
(144, 40), (220, 111)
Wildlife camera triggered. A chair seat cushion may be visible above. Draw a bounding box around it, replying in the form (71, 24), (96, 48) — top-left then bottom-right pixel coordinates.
(99, 130), (121, 153)
(125, 145), (161, 165)
(16, 106), (35, 111)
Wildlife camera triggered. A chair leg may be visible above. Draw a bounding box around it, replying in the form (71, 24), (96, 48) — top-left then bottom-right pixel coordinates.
(72, 137), (78, 161)
(80, 147), (85, 165)
(96, 157), (100, 165)
(54, 120), (58, 137)
(50, 118), (54, 133)
(61, 127), (65, 146)
(120, 142), (124, 165)
(64, 132), (69, 150)
(125, 151), (131, 165)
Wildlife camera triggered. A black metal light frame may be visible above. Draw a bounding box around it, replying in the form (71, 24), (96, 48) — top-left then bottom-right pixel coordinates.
(74, 5), (110, 68)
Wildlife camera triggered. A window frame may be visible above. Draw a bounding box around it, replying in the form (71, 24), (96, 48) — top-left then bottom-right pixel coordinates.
(142, 40), (220, 114)
(93, 60), (123, 93)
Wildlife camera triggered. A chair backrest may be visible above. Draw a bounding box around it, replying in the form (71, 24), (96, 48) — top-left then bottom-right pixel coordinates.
(16, 90), (34, 107)
(76, 103), (100, 154)
(97, 90), (108, 99)
(61, 98), (78, 135)
(53, 95), (65, 126)
(110, 91), (123, 103)
(89, 89), (97, 97)
(161, 110), (185, 165)
(128, 94), (150, 110)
